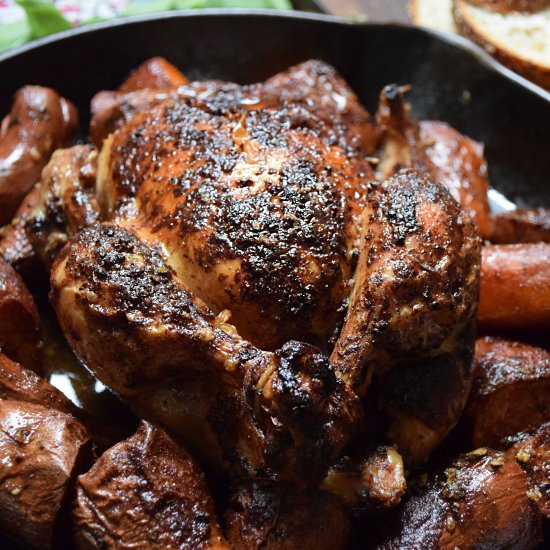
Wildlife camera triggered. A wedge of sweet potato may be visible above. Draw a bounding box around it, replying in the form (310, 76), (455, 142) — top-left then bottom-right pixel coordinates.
(490, 207), (550, 244)
(466, 337), (550, 448)
(478, 243), (550, 331)
(73, 421), (228, 549)
(0, 256), (41, 370)
(0, 399), (90, 549)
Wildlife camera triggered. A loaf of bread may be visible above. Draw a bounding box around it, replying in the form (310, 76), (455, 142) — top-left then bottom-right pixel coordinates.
(410, 0), (550, 90)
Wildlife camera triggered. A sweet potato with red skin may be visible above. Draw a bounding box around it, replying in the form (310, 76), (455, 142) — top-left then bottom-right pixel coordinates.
(375, 448), (543, 549)
(0, 399), (90, 549)
(73, 421), (228, 549)
(0, 255), (41, 370)
(0, 86), (78, 225)
(490, 207), (550, 244)
(466, 337), (550, 448)
(478, 243), (550, 331)
(225, 479), (350, 550)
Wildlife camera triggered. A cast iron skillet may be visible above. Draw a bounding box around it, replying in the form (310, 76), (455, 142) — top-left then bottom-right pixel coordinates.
(1, 9), (549, 207)
(0, 9), (549, 549)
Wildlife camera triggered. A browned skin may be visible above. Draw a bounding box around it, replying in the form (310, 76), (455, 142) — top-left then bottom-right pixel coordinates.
(90, 59), (378, 157)
(466, 337), (550, 448)
(0, 399), (90, 549)
(321, 446), (406, 512)
(375, 86), (492, 239)
(73, 421), (228, 549)
(375, 448), (543, 549)
(117, 56), (189, 93)
(51, 62), (479, 481)
(420, 121), (492, 238)
(224, 479), (350, 550)
(0, 255), (42, 370)
(478, 243), (550, 331)
(0, 86), (78, 225)
(51, 223), (360, 483)
(490, 207), (550, 244)
(331, 169), (480, 465)
(0, 181), (41, 279)
(25, 144), (100, 270)
(510, 422), (550, 518)
(467, 0), (550, 12)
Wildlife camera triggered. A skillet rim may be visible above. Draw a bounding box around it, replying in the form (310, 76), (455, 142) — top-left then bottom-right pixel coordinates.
(0, 8), (549, 103)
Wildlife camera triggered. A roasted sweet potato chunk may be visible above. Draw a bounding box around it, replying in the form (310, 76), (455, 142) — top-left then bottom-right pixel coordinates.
(466, 337), (550, 448)
(0, 255), (41, 370)
(375, 448), (543, 549)
(490, 207), (550, 244)
(117, 56), (188, 93)
(73, 421), (228, 549)
(0, 399), (90, 549)
(224, 479), (350, 550)
(0, 86), (78, 225)
(509, 422), (550, 519)
(478, 243), (550, 331)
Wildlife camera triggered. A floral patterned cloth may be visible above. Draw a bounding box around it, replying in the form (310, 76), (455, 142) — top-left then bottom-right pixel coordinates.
(0, 0), (129, 25)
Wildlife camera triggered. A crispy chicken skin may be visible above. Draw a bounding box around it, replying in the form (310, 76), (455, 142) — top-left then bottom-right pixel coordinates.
(0, 255), (42, 370)
(73, 421), (228, 549)
(25, 144), (100, 269)
(50, 223), (360, 483)
(331, 169), (480, 465)
(375, 448), (543, 549)
(0, 399), (91, 549)
(224, 479), (350, 550)
(0, 86), (78, 225)
(48, 61), (480, 486)
(466, 337), (550, 448)
(490, 207), (550, 244)
(375, 85), (492, 239)
(478, 243), (550, 331)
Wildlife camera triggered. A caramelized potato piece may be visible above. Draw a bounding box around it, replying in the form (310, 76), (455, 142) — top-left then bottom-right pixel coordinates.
(0, 400), (90, 549)
(73, 421), (228, 549)
(224, 479), (350, 550)
(117, 56), (188, 93)
(510, 422), (549, 518)
(376, 448), (543, 549)
(0, 353), (77, 415)
(478, 243), (550, 331)
(0, 182), (41, 280)
(0, 86), (78, 225)
(466, 337), (550, 448)
(490, 207), (550, 244)
(0, 255), (41, 370)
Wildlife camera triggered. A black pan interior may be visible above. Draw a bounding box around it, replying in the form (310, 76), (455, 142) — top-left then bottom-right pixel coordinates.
(0, 11), (549, 206)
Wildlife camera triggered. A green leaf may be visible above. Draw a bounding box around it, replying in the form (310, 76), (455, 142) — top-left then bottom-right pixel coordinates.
(0, 19), (32, 52)
(123, 0), (176, 16)
(172, 0), (209, 8)
(205, 0), (292, 7)
(16, 0), (72, 39)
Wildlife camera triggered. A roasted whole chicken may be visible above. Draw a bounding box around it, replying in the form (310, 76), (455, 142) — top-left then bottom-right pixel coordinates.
(0, 57), (548, 549)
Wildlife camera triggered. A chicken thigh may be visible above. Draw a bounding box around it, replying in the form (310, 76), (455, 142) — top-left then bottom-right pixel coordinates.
(48, 61), (480, 483)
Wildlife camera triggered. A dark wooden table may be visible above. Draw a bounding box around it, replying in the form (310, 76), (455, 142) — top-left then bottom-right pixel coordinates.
(317, 0), (411, 22)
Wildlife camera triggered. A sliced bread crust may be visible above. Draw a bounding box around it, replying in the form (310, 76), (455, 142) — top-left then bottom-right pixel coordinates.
(409, 0), (458, 33)
(468, 0), (550, 13)
(454, 0), (550, 90)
